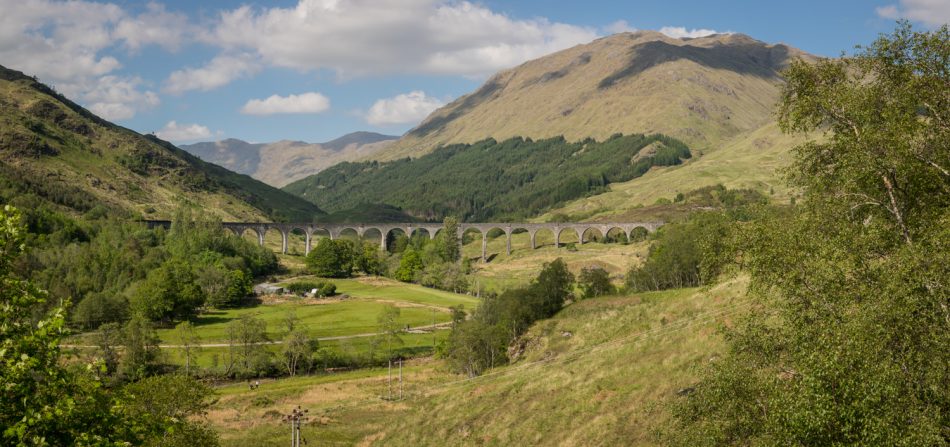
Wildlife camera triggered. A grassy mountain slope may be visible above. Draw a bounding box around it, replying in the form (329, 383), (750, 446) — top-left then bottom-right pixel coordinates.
(538, 121), (807, 221)
(0, 65), (324, 222)
(376, 31), (809, 161)
(181, 132), (397, 188)
(285, 133), (691, 221)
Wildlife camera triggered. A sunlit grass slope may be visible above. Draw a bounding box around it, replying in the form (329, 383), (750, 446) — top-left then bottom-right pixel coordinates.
(209, 277), (750, 446)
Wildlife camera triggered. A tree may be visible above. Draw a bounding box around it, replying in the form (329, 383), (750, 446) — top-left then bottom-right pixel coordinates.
(578, 266), (614, 298)
(394, 248), (423, 282)
(120, 315), (160, 380)
(356, 240), (386, 276)
(531, 258), (574, 317)
(282, 329), (317, 377)
(95, 322), (123, 377)
(435, 216), (461, 262)
(227, 315), (269, 375)
(0, 206), (219, 445)
(306, 238), (355, 278)
(175, 320), (202, 376)
(118, 375), (220, 446)
(376, 304), (404, 361)
(666, 23), (950, 446)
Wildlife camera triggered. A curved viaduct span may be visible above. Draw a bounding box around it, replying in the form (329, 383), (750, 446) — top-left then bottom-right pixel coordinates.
(145, 221), (663, 260)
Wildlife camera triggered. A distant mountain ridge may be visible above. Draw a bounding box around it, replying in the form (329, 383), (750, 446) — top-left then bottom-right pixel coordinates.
(181, 131), (397, 187)
(0, 64), (324, 222)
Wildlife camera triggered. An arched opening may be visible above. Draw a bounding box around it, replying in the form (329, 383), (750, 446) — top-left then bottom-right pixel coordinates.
(532, 227), (556, 249)
(309, 228), (331, 254)
(483, 227), (507, 259)
(262, 228), (284, 252)
(240, 227), (263, 246)
(409, 227), (432, 249)
(286, 228), (308, 255)
(605, 227), (629, 244)
(629, 226), (650, 242)
(581, 227), (604, 244)
(338, 228), (360, 243)
(557, 227), (580, 246)
(510, 227), (531, 254)
(460, 228), (483, 260)
(385, 228), (408, 254)
(363, 228), (383, 250)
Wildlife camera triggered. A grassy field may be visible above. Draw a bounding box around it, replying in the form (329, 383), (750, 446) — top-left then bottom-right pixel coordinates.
(154, 277), (478, 344)
(208, 276), (751, 446)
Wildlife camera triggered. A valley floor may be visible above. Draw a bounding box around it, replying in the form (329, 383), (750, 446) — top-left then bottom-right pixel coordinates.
(211, 276), (750, 446)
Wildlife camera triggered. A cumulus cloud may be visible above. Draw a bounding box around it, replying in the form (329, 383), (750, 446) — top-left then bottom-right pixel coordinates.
(80, 76), (160, 121)
(876, 0), (950, 27)
(0, 0), (190, 120)
(240, 92), (331, 116)
(203, 0), (598, 79)
(164, 54), (260, 94)
(365, 91), (445, 126)
(154, 121), (213, 142)
(659, 26), (725, 39)
(114, 2), (192, 52)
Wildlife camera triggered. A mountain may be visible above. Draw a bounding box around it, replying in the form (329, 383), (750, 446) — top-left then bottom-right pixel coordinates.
(180, 131), (397, 187)
(376, 31), (811, 160)
(284, 134), (693, 221)
(287, 31), (813, 221)
(0, 65), (324, 222)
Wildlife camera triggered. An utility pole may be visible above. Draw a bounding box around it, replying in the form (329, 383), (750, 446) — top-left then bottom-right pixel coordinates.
(431, 308), (436, 349)
(388, 359), (392, 400)
(399, 359), (403, 400)
(282, 406), (308, 447)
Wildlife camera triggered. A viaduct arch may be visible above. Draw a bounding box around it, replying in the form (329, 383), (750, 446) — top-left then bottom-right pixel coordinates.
(144, 220), (663, 260)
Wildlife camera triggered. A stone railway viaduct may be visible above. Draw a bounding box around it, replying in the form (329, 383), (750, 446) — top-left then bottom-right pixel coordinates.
(145, 221), (663, 260)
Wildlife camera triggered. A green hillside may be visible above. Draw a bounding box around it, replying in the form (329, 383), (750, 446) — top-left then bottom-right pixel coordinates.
(284, 134), (690, 221)
(0, 65), (324, 222)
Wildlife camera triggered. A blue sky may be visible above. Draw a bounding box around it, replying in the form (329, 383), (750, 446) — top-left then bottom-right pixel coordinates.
(1, 0), (946, 144)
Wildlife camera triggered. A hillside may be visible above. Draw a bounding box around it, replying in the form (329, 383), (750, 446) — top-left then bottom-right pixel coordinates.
(379, 31), (809, 160)
(206, 278), (749, 445)
(284, 133), (691, 221)
(181, 132), (397, 187)
(0, 65), (324, 222)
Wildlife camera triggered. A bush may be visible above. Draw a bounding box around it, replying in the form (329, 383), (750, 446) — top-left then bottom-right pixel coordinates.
(305, 238), (355, 278)
(578, 266), (614, 298)
(284, 281), (337, 297)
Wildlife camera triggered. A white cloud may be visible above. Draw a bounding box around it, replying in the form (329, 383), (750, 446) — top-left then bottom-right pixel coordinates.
(79, 76), (160, 121)
(876, 0), (950, 27)
(164, 54), (259, 94)
(204, 0), (598, 79)
(605, 20), (636, 34)
(0, 0), (191, 120)
(154, 121), (213, 142)
(240, 92), (331, 116)
(659, 26), (724, 39)
(114, 2), (192, 52)
(365, 91), (444, 126)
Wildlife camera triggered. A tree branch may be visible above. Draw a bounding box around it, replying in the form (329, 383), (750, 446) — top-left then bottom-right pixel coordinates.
(881, 174), (912, 244)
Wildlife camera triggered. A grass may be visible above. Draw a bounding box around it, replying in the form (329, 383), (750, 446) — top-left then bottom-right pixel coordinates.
(208, 276), (751, 446)
(154, 277), (478, 344)
(461, 230), (649, 293)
